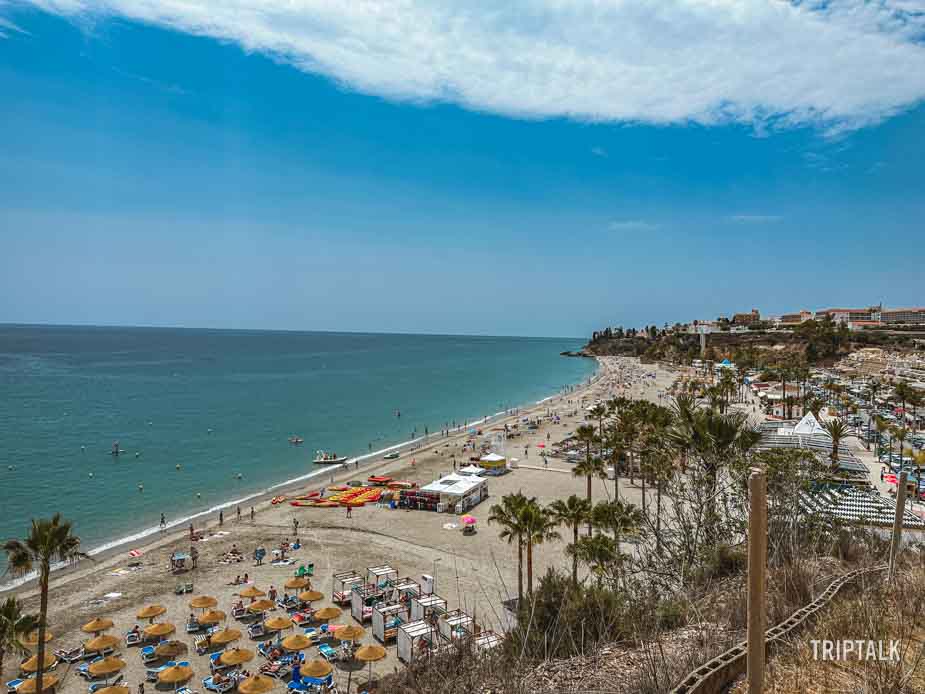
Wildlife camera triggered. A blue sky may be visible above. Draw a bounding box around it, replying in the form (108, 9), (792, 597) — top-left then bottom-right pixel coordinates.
(1, 2), (924, 337)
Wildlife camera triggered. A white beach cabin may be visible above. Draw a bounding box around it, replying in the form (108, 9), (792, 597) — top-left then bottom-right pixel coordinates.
(372, 602), (409, 643)
(437, 609), (473, 642)
(332, 570), (363, 605)
(474, 631), (503, 652)
(396, 619), (437, 664)
(409, 593), (447, 622)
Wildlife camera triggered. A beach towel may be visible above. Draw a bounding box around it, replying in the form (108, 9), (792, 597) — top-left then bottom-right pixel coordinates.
(129, 549), (143, 558)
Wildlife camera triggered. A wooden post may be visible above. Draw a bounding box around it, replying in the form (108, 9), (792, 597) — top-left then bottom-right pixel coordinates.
(889, 471), (908, 580)
(747, 469), (767, 694)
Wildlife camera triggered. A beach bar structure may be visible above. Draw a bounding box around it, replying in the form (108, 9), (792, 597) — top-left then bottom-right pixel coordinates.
(418, 474), (489, 514)
(477, 453), (507, 475)
(410, 593), (447, 622)
(372, 602), (409, 643)
(437, 609), (473, 642)
(332, 570), (363, 605)
(396, 619), (437, 664)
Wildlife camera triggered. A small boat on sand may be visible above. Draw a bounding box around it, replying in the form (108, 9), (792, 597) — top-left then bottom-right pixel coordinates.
(314, 450), (349, 464)
(383, 452), (400, 460)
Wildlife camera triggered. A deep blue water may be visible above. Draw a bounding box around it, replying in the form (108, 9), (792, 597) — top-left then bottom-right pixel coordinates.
(0, 325), (593, 576)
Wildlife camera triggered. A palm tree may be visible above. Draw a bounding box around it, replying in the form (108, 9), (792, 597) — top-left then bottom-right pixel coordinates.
(588, 404), (608, 455)
(4, 514), (88, 694)
(521, 502), (560, 596)
(893, 427), (909, 465)
(875, 416), (890, 457)
(0, 597), (38, 682)
(569, 534), (618, 585)
(820, 418), (852, 468)
(573, 455), (607, 536)
(549, 495), (591, 584)
(487, 493), (530, 605)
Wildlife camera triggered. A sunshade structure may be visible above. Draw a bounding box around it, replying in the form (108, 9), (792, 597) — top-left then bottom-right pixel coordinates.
(18, 674), (59, 694)
(239, 586), (265, 600)
(20, 653), (57, 673)
(800, 486), (925, 529)
(263, 616), (293, 632)
(85, 634), (120, 652)
(356, 644), (386, 687)
(137, 604), (167, 621)
(284, 577), (309, 590)
(461, 515), (477, 526)
(247, 599), (274, 614)
(208, 628), (242, 647)
(22, 631), (53, 648)
(189, 596), (218, 610)
(219, 648), (254, 667)
(336, 625), (365, 643)
(157, 664), (194, 685)
(301, 660), (333, 679)
(313, 607), (341, 621)
(238, 674), (275, 694)
(143, 622), (176, 639)
(197, 610), (226, 625)
(81, 617), (114, 634)
(95, 686), (129, 694)
(298, 590), (324, 603)
(155, 641), (188, 659)
(88, 656), (126, 678)
(279, 634), (311, 652)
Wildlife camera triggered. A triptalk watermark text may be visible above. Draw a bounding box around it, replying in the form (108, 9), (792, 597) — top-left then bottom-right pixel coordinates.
(810, 640), (900, 661)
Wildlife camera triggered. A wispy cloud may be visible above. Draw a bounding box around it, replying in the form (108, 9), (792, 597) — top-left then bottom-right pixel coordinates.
(609, 219), (660, 231)
(0, 15), (30, 38)
(17, 1), (925, 131)
(112, 67), (188, 95)
(590, 146), (607, 158)
(728, 214), (782, 223)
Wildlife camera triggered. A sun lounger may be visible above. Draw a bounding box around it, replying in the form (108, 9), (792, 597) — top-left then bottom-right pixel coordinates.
(317, 644), (338, 662)
(294, 564), (314, 578)
(6, 680), (23, 694)
(246, 623), (266, 639)
(140, 645), (160, 665)
(83, 647), (115, 659)
(89, 675), (123, 693)
(277, 596), (299, 612)
(193, 634), (213, 656)
(208, 653), (234, 674)
(176, 687), (195, 694)
(258, 663), (290, 680)
(186, 617), (202, 634)
(175, 582), (194, 595)
(124, 630), (142, 647)
(145, 661), (177, 682)
(77, 657), (106, 680)
(202, 675), (236, 693)
(230, 605), (246, 620)
(54, 647), (85, 663)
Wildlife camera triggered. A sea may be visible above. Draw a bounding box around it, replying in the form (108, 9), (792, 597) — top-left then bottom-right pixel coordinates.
(0, 324), (595, 585)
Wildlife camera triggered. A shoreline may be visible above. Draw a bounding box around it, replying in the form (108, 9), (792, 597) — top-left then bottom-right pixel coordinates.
(2, 358), (600, 598)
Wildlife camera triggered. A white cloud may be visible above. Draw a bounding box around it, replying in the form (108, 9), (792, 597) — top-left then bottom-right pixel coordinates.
(591, 147), (608, 158)
(728, 214), (782, 223)
(0, 15), (30, 36)
(609, 220), (660, 231)
(17, 0), (925, 131)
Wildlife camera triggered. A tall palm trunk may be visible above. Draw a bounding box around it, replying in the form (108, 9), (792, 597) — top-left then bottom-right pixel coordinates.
(586, 476), (593, 536)
(655, 481), (663, 554)
(526, 540), (534, 596)
(571, 524), (579, 585)
(516, 534), (524, 605)
(36, 562), (49, 694)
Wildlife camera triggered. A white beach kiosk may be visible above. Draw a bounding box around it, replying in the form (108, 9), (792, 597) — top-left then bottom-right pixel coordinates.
(478, 452), (507, 476)
(419, 473), (488, 514)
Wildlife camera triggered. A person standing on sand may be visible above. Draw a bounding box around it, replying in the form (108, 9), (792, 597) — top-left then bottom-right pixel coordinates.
(293, 518), (299, 534)
(139, 682), (144, 694)
(250, 506), (255, 522)
(219, 510), (224, 526)
(237, 506), (241, 522)
(346, 506), (352, 519)
(160, 514), (166, 532)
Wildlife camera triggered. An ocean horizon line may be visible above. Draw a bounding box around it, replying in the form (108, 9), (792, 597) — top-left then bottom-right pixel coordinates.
(0, 321), (588, 342)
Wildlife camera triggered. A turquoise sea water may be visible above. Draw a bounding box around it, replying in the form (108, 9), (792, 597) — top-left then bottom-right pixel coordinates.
(0, 325), (594, 581)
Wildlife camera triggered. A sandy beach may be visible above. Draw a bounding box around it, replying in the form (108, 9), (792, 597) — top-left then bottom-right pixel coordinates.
(4, 356), (678, 693)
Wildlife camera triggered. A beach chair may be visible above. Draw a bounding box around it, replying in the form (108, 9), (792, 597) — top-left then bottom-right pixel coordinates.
(317, 644), (338, 663)
(230, 605), (246, 620)
(202, 675), (236, 693)
(175, 582), (194, 595)
(193, 634), (213, 656)
(208, 653), (234, 674)
(54, 647), (85, 663)
(258, 663), (290, 680)
(176, 687), (195, 694)
(77, 656), (107, 680)
(124, 630), (142, 647)
(186, 616), (203, 634)
(89, 675), (123, 693)
(140, 645), (160, 665)
(6, 680), (23, 694)
(294, 564), (314, 578)
(246, 623), (266, 640)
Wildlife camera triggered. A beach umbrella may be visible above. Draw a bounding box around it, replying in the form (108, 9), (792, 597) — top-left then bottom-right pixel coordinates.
(22, 631), (53, 649)
(85, 634), (120, 652)
(208, 628), (241, 647)
(218, 647), (254, 667)
(20, 653), (57, 673)
(143, 622), (176, 638)
(336, 625), (365, 643)
(81, 617), (114, 634)
(284, 577), (310, 590)
(313, 607), (341, 621)
(197, 609), (226, 625)
(239, 586), (265, 600)
(189, 596), (218, 610)
(94, 686), (129, 694)
(137, 604), (166, 620)
(298, 590), (324, 603)
(246, 599), (274, 613)
(356, 644), (386, 688)
(301, 660), (333, 679)
(18, 674), (59, 694)
(88, 656), (126, 678)
(263, 616), (293, 632)
(238, 674), (275, 694)
(280, 634), (311, 652)
(157, 664), (193, 685)
(155, 641), (188, 659)
(461, 515), (477, 526)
